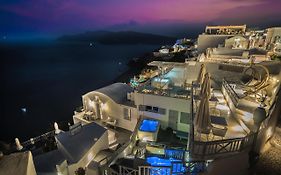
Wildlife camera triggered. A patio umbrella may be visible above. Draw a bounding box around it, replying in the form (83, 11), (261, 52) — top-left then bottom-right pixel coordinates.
(194, 93), (212, 135)
(200, 73), (211, 99)
(197, 64), (206, 85)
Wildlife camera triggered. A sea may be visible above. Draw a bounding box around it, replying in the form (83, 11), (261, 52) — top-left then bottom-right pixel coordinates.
(0, 40), (159, 143)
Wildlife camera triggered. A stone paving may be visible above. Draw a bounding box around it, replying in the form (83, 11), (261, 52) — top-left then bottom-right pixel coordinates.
(254, 126), (281, 175)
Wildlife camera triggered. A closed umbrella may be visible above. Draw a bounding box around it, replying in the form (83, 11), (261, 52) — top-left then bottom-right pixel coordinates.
(200, 73), (211, 99)
(194, 95), (212, 135)
(197, 64), (206, 85)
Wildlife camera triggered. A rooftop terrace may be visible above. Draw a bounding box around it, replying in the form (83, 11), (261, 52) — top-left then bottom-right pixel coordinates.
(136, 63), (193, 100)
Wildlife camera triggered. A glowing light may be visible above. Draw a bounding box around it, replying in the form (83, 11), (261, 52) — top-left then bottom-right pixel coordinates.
(271, 77), (279, 82)
(89, 100), (95, 107)
(21, 108), (27, 113)
(101, 103), (108, 111)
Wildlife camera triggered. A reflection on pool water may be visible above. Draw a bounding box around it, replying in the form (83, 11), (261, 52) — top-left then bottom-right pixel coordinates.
(139, 119), (159, 132)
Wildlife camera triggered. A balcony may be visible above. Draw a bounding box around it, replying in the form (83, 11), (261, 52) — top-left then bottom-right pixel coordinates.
(190, 81), (256, 159)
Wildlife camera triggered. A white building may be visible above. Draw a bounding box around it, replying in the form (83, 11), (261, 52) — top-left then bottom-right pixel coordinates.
(74, 83), (138, 131)
(73, 62), (204, 143)
(34, 122), (108, 175)
(197, 25), (247, 53)
(0, 151), (37, 175)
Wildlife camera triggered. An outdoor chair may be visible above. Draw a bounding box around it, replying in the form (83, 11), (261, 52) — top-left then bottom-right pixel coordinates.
(211, 126), (227, 140)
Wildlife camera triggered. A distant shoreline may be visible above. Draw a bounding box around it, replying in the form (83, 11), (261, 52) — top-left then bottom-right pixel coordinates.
(57, 30), (176, 45)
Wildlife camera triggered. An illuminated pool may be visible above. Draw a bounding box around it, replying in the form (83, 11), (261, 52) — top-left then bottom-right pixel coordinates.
(139, 119), (159, 132)
(147, 157), (179, 166)
(146, 157), (185, 174)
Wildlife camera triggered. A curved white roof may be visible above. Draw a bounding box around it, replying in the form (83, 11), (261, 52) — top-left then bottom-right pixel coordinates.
(95, 83), (133, 104)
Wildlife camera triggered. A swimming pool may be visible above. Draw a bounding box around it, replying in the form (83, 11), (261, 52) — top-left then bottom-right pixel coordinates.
(139, 119), (159, 132)
(146, 157), (180, 166)
(146, 157), (185, 174)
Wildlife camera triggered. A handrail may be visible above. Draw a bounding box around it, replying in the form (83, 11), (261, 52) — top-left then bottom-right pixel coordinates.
(191, 132), (256, 157)
(111, 160), (206, 175)
(222, 79), (240, 106)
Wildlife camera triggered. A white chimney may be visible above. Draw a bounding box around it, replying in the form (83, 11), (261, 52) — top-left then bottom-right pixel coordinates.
(54, 122), (61, 134)
(15, 138), (23, 151)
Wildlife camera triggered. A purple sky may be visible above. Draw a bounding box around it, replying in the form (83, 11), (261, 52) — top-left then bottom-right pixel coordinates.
(0, 0), (281, 38)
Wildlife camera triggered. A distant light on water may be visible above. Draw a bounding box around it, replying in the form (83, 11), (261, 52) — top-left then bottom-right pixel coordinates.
(21, 107), (27, 113)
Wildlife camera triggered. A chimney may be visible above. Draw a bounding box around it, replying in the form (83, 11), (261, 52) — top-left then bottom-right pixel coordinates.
(15, 138), (23, 151)
(54, 122), (61, 134)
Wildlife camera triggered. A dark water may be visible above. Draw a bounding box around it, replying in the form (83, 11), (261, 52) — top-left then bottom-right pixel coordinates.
(0, 41), (158, 143)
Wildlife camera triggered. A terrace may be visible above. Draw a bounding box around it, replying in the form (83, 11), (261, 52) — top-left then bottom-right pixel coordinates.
(193, 87), (248, 141)
(136, 65), (192, 100)
(190, 78), (260, 159)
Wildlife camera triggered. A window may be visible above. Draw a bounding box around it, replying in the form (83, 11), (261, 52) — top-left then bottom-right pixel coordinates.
(138, 105), (165, 114)
(180, 112), (191, 124)
(139, 105), (145, 111)
(152, 107), (159, 113)
(145, 106), (152, 111)
(124, 108), (131, 121)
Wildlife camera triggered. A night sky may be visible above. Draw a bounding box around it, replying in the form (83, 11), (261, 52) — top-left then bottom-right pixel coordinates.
(1, 0), (281, 38)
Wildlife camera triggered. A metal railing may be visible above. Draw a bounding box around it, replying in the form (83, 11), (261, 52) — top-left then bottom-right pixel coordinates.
(119, 166), (139, 175)
(21, 130), (55, 148)
(108, 160), (206, 175)
(191, 133), (256, 158)
(222, 79), (240, 107)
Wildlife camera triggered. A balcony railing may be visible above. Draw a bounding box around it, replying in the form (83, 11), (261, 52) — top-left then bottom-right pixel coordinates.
(20, 130), (55, 148)
(191, 133), (256, 158)
(107, 161), (206, 175)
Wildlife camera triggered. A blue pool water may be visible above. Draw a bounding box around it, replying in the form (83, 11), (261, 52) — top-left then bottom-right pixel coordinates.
(139, 119), (159, 132)
(146, 157), (180, 166)
(146, 157), (185, 174)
